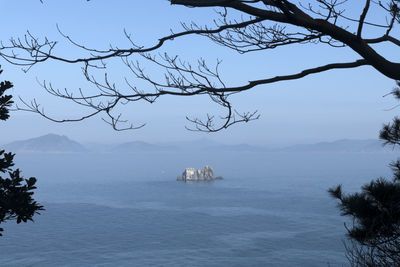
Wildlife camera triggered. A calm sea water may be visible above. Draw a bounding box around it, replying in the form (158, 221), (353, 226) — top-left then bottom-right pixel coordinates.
(0, 152), (395, 266)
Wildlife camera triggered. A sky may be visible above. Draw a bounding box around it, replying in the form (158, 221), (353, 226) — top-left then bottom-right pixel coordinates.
(0, 0), (399, 146)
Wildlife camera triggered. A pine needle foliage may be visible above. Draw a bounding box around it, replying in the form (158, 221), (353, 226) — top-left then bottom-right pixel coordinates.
(330, 81), (400, 266)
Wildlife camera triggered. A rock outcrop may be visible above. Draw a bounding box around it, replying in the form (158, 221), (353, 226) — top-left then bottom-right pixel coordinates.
(177, 165), (222, 182)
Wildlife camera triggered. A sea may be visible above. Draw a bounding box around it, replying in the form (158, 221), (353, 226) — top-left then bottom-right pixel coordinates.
(0, 151), (395, 266)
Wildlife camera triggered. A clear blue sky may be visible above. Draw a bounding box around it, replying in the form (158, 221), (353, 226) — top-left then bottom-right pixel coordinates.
(1, 0), (398, 145)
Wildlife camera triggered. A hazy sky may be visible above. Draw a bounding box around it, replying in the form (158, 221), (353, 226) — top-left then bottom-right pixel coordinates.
(1, 0), (399, 145)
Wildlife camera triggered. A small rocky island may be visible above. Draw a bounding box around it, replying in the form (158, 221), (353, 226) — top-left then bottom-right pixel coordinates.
(177, 165), (223, 182)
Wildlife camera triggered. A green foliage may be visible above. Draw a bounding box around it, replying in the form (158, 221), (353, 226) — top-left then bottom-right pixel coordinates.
(0, 69), (14, 121)
(329, 178), (400, 241)
(0, 151), (44, 236)
(0, 67), (43, 236)
(330, 81), (400, 266)
(380, 83), (400, 147)
(329, 169), (400, 266)
(380, 117), (400, 147)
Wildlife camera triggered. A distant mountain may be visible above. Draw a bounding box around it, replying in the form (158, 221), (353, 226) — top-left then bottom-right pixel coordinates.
(3, 135), (394, 154)
(280, 139), (393, 153)
(210, 143), (267, 152)
(3, 134), (87, 153)
(87, 138), (394, 153)
(111, 141), (178, 153)
(83, 142), (117, 153)
(109, 138), (266, 153)
(157, 138), (220, 150)
(158, 139), (266, 152)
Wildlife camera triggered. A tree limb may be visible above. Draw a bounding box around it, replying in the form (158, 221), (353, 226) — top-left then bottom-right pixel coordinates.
(2, 0), (399, 131)
(357, 0), (371, 39)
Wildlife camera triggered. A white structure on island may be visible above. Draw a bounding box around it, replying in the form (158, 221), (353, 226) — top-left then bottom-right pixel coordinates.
(177, 165), (222, 182)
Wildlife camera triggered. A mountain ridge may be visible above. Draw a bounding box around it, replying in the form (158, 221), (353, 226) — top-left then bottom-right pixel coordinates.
(2, 134), (87, 153)
(279, 139), (389, 153)
(1, 134), (395, 154)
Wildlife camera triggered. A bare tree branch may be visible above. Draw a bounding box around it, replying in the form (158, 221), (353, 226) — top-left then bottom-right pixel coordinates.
(1, 0), (399, 131)
(357, 0), (371, 38)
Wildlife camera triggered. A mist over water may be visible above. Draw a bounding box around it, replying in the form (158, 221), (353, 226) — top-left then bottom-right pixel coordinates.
(0, 0), (398, 265)
(0, 151), (395, 266)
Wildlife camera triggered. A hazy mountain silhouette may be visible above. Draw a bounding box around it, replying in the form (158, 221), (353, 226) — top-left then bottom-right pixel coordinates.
(3, 134), (87, 153)
(161, 139), (390, 153)
(3, 135), (394, 154)
(111, 141), (177, 153)
(157, 138), (265, 152)
(157, 138), (220, 149)
(280, 139), (392, 153)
